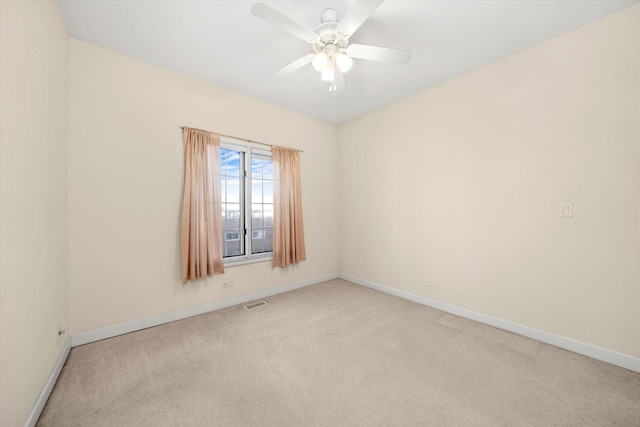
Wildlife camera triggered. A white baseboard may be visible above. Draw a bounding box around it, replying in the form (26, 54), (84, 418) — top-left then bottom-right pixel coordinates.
(24, 336), (71, 427)
(339, 273), (640, 374)
(71, 273), (339, 347)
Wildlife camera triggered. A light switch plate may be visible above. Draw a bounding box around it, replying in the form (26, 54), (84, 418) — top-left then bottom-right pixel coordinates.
(560, 203), (573, 217)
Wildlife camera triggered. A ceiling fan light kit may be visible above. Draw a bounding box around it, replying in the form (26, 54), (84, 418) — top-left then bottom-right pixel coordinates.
(312, 51), (329, 71)
(313, 37), (353, 80)
(251, 0), (411, 95)
(336, 53), (353, 73)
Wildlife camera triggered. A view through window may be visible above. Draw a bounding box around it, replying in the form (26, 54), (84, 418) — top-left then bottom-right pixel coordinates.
(220, 145), (273, 261)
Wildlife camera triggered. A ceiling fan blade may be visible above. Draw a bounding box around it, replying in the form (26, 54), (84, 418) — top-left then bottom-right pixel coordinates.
(336, 0), (385, 37)
(251, 3), (318, 43)
(266, 53), (315, 79)
(331, 69), (345, 96)
(347, 44), (412, 65)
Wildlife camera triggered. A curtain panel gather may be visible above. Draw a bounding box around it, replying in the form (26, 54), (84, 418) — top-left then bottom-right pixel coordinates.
(272, 146), (306, 267)
(180, 127), (224, 283)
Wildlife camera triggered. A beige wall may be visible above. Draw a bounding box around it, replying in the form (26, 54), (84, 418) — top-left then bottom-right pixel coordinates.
(2, 4), (637, 423)
(0, 1), (69, 425)
(68, 39), (339, 334)
(338, 5), (640, 358)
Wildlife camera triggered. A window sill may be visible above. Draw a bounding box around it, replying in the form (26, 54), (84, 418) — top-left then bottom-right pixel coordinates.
(223, 255), (273, 268)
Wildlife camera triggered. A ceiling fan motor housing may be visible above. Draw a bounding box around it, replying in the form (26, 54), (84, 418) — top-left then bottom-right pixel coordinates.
(314, 8), (349, 52)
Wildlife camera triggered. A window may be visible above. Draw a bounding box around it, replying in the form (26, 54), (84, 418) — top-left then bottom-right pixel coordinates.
(225, 232), (240, 241)
(220, 140), (273, 264)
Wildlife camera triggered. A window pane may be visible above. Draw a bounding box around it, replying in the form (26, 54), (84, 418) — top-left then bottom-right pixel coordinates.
(224, 229), (241, 257)
(263, 161), (273, 180)
(251, 158), (262, 179)
(263, 180), (273, 204)
(226, 177), (240, 204)
(252, 179), (262, 203)
(224, 230), (242, 257)
(221, 202), (228, 225)
(220, 178), (226, 202)
(252, 235), (263, 254)
(252, 228), (273, 255)
(264, 228), (274, 252)
(263, 204), (274, 227)
(220, 149), (230, 175)
(225, 203), (241, 229)
(252, 204), (263, 228)
(222, 149), (241, 177)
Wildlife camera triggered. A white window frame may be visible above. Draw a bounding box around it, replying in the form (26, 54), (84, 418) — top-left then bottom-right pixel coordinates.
(220, 137), (273, 267)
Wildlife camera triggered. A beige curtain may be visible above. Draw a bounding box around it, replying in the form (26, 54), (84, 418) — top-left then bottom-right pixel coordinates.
(272, 146), (306, 267)
(181, 127), (224, 283)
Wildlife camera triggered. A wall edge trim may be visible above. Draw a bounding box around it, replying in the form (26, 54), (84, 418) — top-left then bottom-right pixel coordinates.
(24, 336), (72, 427)
(71, 273), (339, 347)
(339, 273), (640, 373)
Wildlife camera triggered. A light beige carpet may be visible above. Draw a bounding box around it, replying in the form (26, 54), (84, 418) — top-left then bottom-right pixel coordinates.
(38, 279), (640, 426)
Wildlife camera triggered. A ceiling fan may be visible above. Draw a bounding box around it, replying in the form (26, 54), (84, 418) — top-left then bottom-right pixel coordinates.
(251, 0), (412, 95)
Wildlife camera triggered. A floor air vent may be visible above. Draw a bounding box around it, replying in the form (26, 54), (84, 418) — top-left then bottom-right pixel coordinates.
(244, 301), (267, 310)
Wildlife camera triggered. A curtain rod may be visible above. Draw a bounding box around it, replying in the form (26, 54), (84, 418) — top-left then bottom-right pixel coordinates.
(180, 126), (303, 153)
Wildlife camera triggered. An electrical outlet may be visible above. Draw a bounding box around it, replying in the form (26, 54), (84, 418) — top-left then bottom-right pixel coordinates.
(223, 281), (234, 288)
(420, 280), (432, 287)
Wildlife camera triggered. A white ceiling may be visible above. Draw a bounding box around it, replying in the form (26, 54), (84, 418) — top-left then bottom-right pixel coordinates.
(56, 0), (637, 124)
